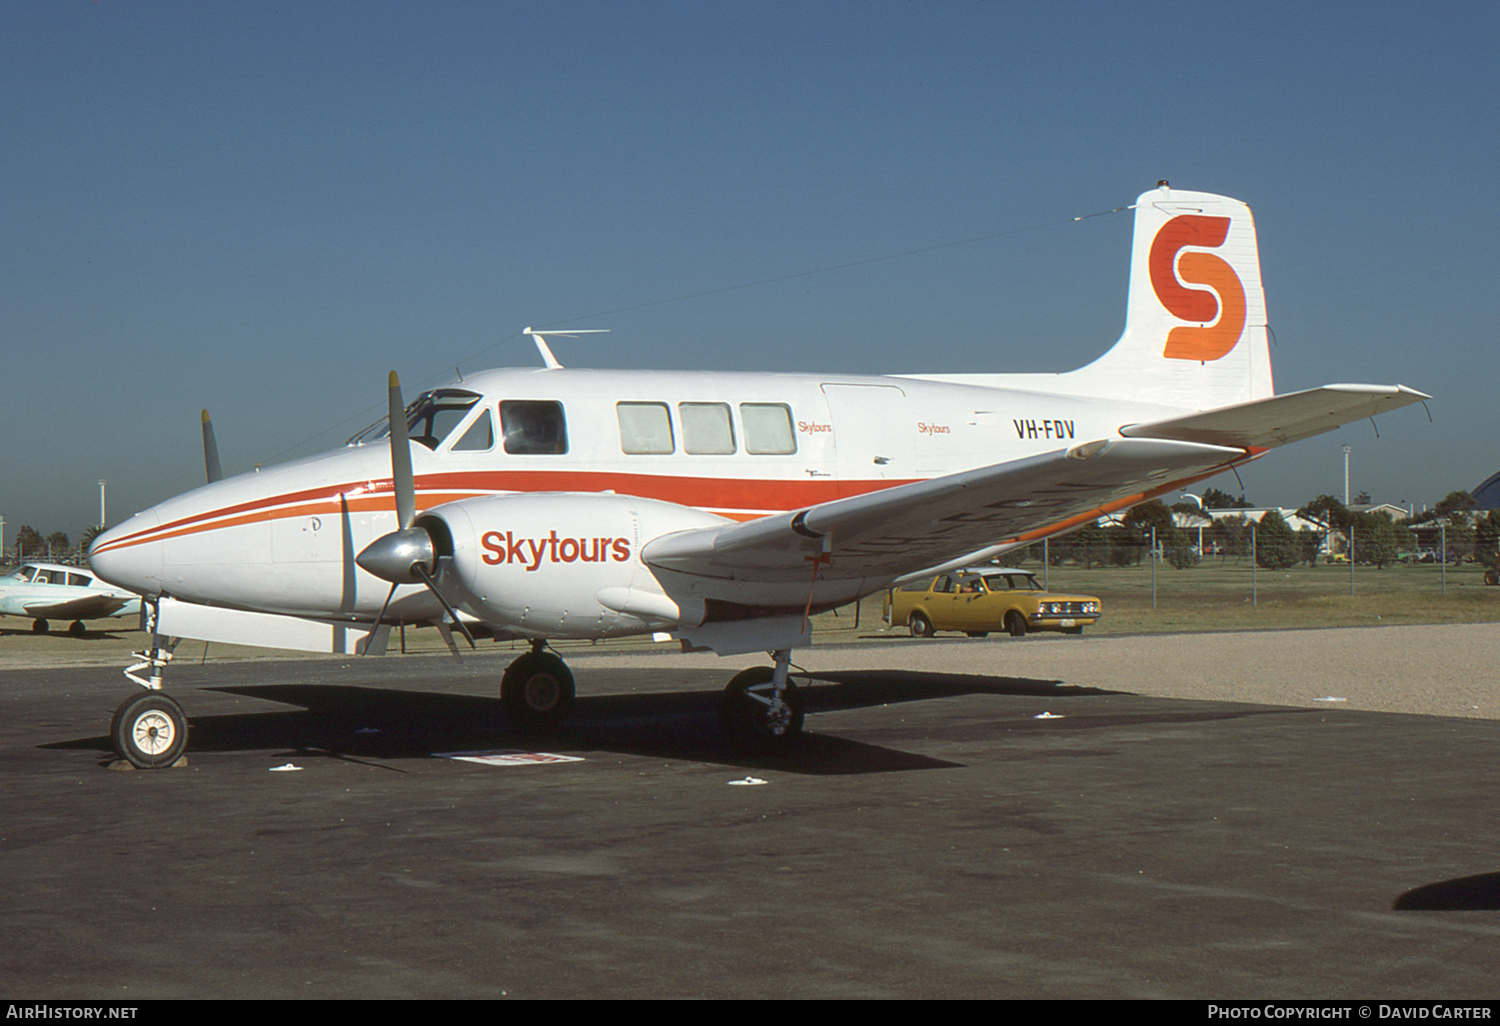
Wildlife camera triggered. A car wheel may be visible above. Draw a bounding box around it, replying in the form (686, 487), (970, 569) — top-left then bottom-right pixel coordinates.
(1005, 612), (1027, 637)
(909, 612), (933, 638)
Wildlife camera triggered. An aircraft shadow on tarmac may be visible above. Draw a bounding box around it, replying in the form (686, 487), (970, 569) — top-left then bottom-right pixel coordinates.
(46, 669), (1133, 775)
(1393, 872), (1500, 910)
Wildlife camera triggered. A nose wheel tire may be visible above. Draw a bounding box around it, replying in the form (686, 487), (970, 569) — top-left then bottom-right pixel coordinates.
(110, 692), (188, 769)
(501, 651), (575, 728)
(719, 666), (805, 753)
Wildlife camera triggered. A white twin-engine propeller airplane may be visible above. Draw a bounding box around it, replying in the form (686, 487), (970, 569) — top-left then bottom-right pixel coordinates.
(90, 185), (1428, 768)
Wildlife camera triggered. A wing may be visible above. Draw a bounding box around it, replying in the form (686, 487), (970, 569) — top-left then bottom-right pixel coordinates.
(1120, 384), (1430, 450)
(22, 594), (131, 620)
(643, 437), (1246, 584)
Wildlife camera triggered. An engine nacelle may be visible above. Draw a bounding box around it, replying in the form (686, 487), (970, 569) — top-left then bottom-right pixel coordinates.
(418, 492), (728, 638)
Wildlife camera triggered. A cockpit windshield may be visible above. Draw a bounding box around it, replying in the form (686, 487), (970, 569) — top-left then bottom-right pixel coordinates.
(347, 389), (483, 450)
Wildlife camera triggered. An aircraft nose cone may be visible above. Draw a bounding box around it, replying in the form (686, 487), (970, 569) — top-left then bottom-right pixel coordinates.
(88, 510), (164, 596)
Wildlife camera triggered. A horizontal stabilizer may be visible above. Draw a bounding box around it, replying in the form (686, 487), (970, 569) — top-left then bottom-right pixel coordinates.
(1119, 384), (1430, 450)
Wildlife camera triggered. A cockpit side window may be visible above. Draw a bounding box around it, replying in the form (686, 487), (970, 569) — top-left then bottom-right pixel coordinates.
(407, 390), (482, 450)
(450, 408), (495, 452)
(346, 389), (482, 450)
(501, 400), (568, 455)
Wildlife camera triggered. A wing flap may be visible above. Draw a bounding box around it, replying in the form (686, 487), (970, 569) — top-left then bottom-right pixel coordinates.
(643, 437), (1246, 584)
(1120, 384), (1430, 449)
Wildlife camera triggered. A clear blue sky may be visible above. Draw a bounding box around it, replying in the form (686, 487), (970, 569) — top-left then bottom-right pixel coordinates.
(4, 0), (1496, 544)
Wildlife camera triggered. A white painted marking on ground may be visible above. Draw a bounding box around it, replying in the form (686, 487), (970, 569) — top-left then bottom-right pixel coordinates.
(436, 749), (584, 767)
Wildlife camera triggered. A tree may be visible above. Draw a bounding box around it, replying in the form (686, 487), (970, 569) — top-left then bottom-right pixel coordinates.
(1169, 502), (1212, 569)
(1208, 514), (1250, 563)
(1434, 490), (1478, 517)
(1297, 494), (1351, 560)
(80, 525), (107, 556)
(1476, 511), (1500, 569)
(1202, 487), (1252, 509)
(1441, 512), (1475, 563)
(1351, 510), (1410, 568)
(1254, 510), (1298, 570)
(47, 531), (69, 558)
(1070, 521), (1111, 569)
(14, 525), (43, 559)
(1296, 527), (1324, 566)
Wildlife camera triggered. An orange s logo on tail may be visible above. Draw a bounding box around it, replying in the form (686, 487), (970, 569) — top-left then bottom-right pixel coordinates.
(1149, 215), (1246, 361)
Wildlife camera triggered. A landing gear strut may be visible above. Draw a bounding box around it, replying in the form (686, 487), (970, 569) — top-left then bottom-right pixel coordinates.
(110, 599), (189, 769)
(501, 641), (575, 729)
(719, 649), (804, 753)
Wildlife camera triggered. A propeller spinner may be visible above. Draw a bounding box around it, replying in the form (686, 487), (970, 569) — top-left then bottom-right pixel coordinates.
(354, 371), (474, 649)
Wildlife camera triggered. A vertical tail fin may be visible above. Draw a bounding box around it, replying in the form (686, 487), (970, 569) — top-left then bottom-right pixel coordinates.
(1063, 184), (1273, 409)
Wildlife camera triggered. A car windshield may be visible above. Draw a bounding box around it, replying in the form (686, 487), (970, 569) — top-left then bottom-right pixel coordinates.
(981, 573), (1042, 592)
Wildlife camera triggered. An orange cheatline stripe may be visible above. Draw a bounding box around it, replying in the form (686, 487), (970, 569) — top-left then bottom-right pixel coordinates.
(92, 469), (904, 553)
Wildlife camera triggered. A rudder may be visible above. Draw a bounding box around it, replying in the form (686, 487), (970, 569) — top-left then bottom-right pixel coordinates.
(1062, 184), (1273, 410)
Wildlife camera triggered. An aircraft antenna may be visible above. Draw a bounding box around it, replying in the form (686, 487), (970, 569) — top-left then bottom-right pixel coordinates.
(523, 327), (610, 370)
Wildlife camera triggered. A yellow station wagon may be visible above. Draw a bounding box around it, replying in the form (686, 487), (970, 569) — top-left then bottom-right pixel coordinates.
(882, 567), (1101, 638)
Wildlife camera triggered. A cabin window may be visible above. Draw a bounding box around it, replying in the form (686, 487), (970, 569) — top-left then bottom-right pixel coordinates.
(617, 402), (674, 454)
(450, 408), (495, 452)
(680, 402), (736, 454)
(740, 403), (796, 454)
(501, 400), (568, 455)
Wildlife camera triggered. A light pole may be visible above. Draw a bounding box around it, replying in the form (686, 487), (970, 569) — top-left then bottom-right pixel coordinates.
(99, 480), (106, 528)
(1343, 445), (1351, 505)
(1181, 492), (1205, 557)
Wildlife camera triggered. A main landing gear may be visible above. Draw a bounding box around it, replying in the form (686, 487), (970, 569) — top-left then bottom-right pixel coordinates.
(501, 642), (805, 752)
(500, 641), (576, 729)
(718, 649), (804, 753)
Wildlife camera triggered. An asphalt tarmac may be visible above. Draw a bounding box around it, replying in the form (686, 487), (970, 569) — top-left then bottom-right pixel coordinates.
(4, 632), (1500, 999)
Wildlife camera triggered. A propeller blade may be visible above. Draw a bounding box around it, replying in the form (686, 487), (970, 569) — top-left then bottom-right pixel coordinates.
(201, 410), (223, 484)
(387, 371), (416, 529)
(414, 563), (477, 649)
(359, 581), (401, 657)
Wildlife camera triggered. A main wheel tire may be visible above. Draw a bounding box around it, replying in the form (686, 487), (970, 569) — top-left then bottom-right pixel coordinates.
(501, 651), (575, 728)
(1486, 569), (1499, 587)
(110, 692), (188, 769)
(719, 667), (805, 753)
(909, 612), (934, 638)
(31, 619), (48, 634)
(68, 620), (87, 637)
(1005, 612), (1028, 637)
